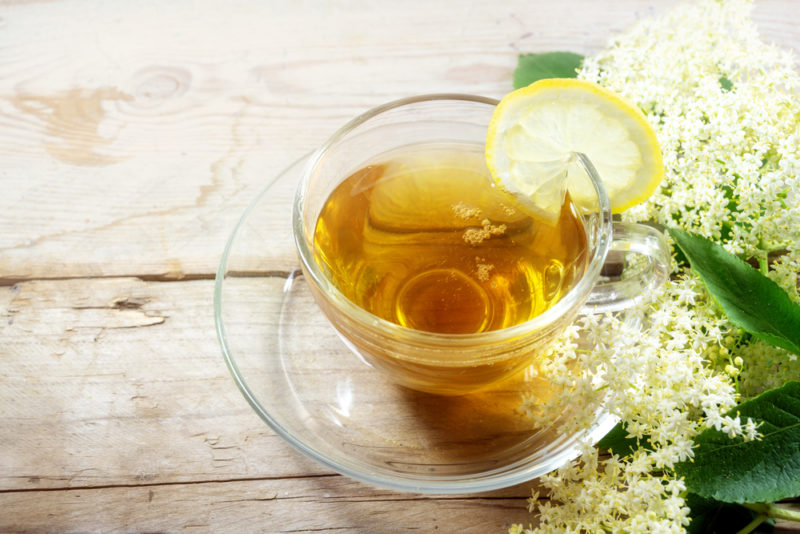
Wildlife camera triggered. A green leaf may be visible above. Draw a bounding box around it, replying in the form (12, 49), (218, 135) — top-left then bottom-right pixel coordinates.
(513, 52), (584, 89)
(676, 381), (800, 503)
(668, 228), (800, 355)
(685, 493), (774, 534)
(596, 422), (633, 455)
(596, 422), (650, 457)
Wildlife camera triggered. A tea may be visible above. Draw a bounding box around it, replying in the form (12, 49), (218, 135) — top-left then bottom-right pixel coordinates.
(312, 143), (588, 335)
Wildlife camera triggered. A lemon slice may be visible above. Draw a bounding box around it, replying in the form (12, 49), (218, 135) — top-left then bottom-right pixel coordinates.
(485, 78), (664, 223)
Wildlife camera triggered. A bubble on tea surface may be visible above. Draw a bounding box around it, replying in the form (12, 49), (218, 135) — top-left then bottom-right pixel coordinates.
(395, 268), (490, 334)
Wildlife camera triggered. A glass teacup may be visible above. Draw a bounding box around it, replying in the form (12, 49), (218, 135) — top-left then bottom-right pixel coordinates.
(293, 94), (669, 395)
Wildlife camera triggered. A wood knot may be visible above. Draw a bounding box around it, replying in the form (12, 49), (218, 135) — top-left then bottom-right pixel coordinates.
(112, 296), (149, 310)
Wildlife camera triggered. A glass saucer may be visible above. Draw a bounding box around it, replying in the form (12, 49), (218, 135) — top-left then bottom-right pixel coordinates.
(214, 154), (618, 494)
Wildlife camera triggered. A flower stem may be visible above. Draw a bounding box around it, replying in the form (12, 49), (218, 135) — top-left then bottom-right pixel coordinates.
(742, 502), (800, 522)
(757, 255), (769, 275)
(736, 513), (767, 534)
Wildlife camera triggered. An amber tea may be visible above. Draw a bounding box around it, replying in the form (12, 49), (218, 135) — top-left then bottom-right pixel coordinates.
(312, 143), (588, 335)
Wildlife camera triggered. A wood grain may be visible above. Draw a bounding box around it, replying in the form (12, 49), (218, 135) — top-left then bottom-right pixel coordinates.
(1, 0), (799, 532)
(3, 0), (796, 283)
(2, 278), (318, 490)
(1, 276), (535, 531)
(0, 476), (534, 534)
(0, 0), (682, 283)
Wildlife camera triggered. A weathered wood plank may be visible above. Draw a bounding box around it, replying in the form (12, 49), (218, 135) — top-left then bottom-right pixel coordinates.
(0, 277), (536, 531)
(1, 277), (545, 494)
(4, 270), (798, 532)
(0, 476), (534, 534)
(4, 0), (796, 282)
(1, 480), (798, 533)
(1, 277), (325, 490)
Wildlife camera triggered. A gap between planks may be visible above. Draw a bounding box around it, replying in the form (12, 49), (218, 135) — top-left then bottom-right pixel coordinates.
(0, 270), (301, 287)
(0, 472), (530, 503)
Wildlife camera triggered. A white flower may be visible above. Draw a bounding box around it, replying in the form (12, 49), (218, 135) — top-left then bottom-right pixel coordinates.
(514, 0), (799, 532)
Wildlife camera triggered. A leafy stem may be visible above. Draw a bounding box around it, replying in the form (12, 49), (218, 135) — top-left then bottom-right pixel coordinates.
(741, 502), (800, 523)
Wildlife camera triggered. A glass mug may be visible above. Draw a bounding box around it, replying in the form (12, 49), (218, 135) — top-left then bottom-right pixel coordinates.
(293, 94), (670, 395)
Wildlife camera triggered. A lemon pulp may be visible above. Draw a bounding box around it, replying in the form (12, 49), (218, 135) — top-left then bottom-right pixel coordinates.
(485, 78), (664, 222)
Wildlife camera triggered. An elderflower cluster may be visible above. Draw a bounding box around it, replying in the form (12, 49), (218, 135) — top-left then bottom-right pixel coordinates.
(516, 279), (754, 533)
(581, 0), (800, 399)
(734, 339), (800, 397)
(581, 0), (800, 297)
(512, 1), (800, 532)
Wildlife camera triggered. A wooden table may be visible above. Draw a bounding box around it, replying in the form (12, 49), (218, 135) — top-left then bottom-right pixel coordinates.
(2, 1), (798, 532)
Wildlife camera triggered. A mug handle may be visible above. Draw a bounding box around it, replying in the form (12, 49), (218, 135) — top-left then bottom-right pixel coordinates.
(582, 221), (671, 314)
